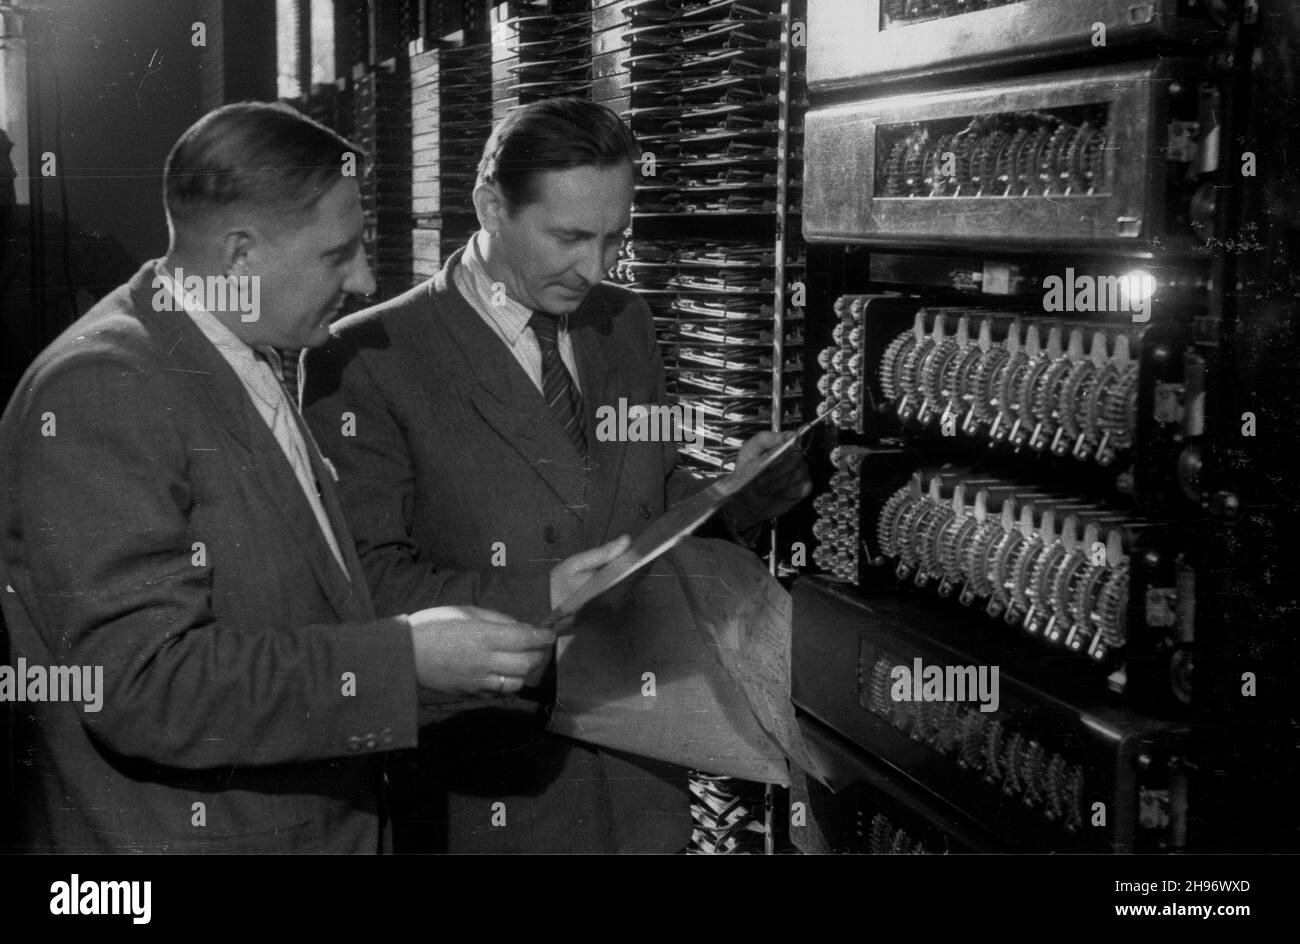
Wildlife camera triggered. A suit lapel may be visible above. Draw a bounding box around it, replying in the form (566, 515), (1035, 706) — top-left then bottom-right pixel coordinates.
(426, 254), (589, 517)
(292, 411), (375, 620)
(132, 265), (262, 457)
(131, 263), (362, 621)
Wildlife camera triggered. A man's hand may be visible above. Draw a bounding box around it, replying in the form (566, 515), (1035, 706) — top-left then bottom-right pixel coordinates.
(408, 605), (555, 698)
(550, 534), (632, 611)
(727, 430), (813, 532)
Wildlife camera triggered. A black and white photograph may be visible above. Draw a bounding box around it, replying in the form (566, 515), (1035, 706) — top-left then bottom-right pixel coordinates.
(0, 0), (1295, 913)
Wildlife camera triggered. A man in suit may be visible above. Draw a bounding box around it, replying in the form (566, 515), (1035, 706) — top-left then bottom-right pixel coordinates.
(304, 98), (810, 853)
(0, 102), (555, 853)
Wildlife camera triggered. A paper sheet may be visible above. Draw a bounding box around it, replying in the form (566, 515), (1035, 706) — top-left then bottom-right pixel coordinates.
(676, 539), (829, 788)
(543, 407), (833, 630)
(548, 537), (828, 787)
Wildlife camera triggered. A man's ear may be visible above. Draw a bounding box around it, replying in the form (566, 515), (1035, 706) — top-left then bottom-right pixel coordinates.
(219, 228), (255, 274)
(473, 182), (508, 235)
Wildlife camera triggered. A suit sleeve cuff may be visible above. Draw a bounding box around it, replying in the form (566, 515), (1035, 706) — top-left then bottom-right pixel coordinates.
(330, 615), (421, 755)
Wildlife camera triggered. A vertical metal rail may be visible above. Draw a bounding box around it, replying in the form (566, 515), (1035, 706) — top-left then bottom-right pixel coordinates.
(763, 0), (795, 856)
(771, 0), (792, 540)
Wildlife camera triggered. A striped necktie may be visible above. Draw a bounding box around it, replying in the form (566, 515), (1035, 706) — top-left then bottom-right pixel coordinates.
(529, 311), (588, 458)
(274, 347), (302, 406)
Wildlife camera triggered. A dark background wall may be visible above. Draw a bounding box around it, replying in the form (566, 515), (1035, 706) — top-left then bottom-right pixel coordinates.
(0, 0), (275, 849)
(26, 0), (206, 263)
(2, 0), (276, 402)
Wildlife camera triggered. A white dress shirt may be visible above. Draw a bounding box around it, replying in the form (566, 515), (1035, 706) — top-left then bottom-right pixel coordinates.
(154, 261), (349, 577)
(452, 230), (582, 394)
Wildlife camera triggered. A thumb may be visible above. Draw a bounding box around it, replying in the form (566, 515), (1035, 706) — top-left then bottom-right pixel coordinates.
(753, 430), (796, 457)
(739, 430), (793, 467)
(565, 534), (632, 576)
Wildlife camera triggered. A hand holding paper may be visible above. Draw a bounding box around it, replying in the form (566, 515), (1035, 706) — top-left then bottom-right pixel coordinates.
(542, 406), (833, 631)
(532, 535), (632, 685)
(550, 535), (633, 613)
(726, 429), (815, 533)
(408, 605), (555, 699)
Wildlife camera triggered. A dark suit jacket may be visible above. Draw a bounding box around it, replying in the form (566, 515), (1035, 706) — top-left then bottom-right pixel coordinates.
(304, 249), (707, 853)
(0, 261), (419, 853)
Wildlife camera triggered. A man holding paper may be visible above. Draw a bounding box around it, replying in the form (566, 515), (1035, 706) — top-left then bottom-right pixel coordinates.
(304, 98), (810, 854)
(0, 103), (555, 853)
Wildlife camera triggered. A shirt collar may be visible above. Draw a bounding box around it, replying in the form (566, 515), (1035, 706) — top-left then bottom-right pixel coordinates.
(459, 232), (569, 343)
(156, 259), (275, 366)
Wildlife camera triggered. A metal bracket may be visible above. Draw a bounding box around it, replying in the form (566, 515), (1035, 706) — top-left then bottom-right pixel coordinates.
(1167, 120), (1200, 164)
(1145, 587), (1178, 628)
(1153, 382), (1187, 425)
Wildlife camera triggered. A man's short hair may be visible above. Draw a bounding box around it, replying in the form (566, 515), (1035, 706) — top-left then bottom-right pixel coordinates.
(163, 101), (365, 229)
(476, 98), (639, 211)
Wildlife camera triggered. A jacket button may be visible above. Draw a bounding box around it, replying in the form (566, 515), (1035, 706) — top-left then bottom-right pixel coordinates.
(543, 525), (557, 544)
(364, 733), (379, 750)
(638, 501), (652, 519)
(346, 736), (362, 752)
(381, 729), (394, 746)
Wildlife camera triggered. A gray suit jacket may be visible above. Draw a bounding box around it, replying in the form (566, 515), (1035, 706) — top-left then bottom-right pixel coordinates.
(304, 249), (706, 853)
(0, 261), (420, 853)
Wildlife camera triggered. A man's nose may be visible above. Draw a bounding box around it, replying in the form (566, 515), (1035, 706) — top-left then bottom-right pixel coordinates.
(344, 248), (377, 298)
(576, 242), (608, 286)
